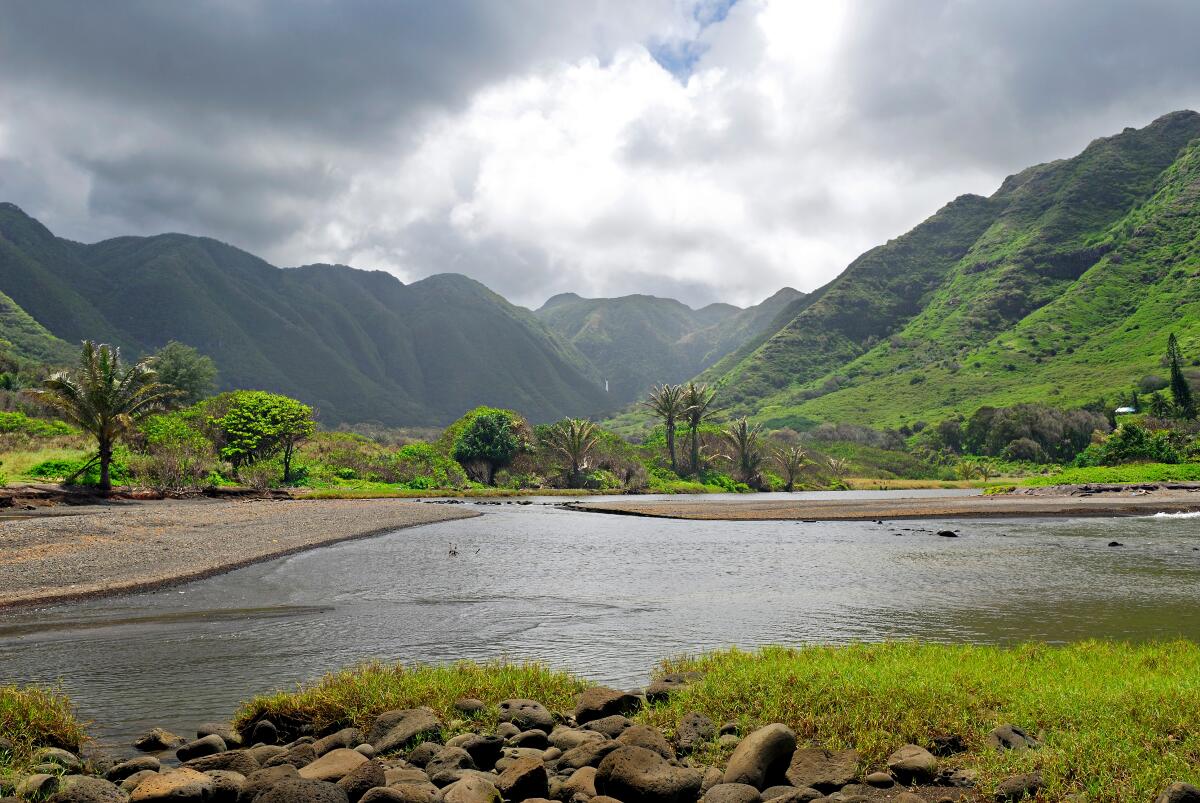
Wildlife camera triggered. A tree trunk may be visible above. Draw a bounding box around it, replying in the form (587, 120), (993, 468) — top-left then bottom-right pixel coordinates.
(99, 439), (113, 493)
(689, 426), (700, 476)
(666, 422), (677, 473)
(485, 462), (496, 486)
(282, 441), (294, 483)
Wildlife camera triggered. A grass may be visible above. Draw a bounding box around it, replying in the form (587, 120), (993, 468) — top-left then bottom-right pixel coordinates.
(845, 477), (1002, 490)
(0, 684), (88, 781)
(1020, 463), (1200, 486)
(0, 447), (90, 481)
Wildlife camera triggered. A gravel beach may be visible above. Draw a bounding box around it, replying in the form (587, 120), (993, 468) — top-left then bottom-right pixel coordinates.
(0, 498), (478, 609)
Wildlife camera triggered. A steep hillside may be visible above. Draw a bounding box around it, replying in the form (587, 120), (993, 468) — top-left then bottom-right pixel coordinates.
(536, 287), (802, 404)
(0, 206), (610, 425)
(722, 110), (1200, 428)
(0, 290), (74, 364)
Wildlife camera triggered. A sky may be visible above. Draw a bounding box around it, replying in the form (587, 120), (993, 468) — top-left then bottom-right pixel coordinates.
(3, 1), (1200, 309)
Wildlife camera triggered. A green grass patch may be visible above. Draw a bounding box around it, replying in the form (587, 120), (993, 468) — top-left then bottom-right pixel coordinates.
(0, 684), (88, 778)
(1020, 462), (1200, 486)
(0, 447), (90, 481)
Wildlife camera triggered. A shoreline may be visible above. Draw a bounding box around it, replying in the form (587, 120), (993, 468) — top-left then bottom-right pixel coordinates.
(0, 498), (479, 611)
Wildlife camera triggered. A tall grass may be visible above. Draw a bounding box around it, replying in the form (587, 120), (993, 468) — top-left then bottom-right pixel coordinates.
(1021, 463), (1200, 486)
(0, 684), (88, 775)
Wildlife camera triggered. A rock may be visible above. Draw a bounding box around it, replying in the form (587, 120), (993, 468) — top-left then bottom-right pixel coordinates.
(425, 746), (476, 786)
(199, 723), (243, 748)
(894, 794), (924, 803)
(33, 747), (83, 773)
(984, 724), (1041, 752)
(936, 530), (958, 538)
(205, 770), (246, 803)
(177, 734), (227, 762)
(542, 747), (561, 763)
(862, 771), (892, 788)
(942, 767), (978, 788)
(247, 745), (286, 765)
(722, 724), (796, 789)
(459, 735), (504, 770)
(383, 769), (431, 787)
(675, 713), (715, 754)
(701, 768), (724, 795)
(583, 716), (633, 739)
(644, 673), (702, 703)
(453, 699), (486, 717)
(929, 733), (967, 757)
(553, 740), (621, 772)
(440, 776), (502, 803)
(495, 723), (521, 740)
(299, 748), (370, 782)
(560, 767), (598, 800)
(496, 747), (545, 773)
(575, 688), (643, 725)
(496, 756), (549, 802)
(251, 720), (280, 746)
(315, 729), (364, 757)
(718, 723), (739, 736)
(549, 728), (606, 752)
(131, 768), (214, 802)
(121, 772), (160, 793)
(106, 756), (161, 782)
(238, 765), (301, 803)
(498, 700), (556, 732)
(255, 779), (350, 803)
(885, 745), (937, 784)
(784, 748), (860, 792)
(183, 749), (260, 776)
(47, 777), (126, 803)
(717, 734), (741, 749)
(1109, 541), (1124, 547)
(510, 730), (550, 750)
(361, 788), (436, 803)
(368, 709), (442, 754)
(406, 742), (443, 768)
(1158, 783), (1200, 803)
(355, 745), (375, 759)
(16, 774), (59, 799)
(265, 743), (317, 769)
(760, 789), (820, 803)
(135, 728), (183, 752)
(617, 725), (675, 760)
(336, 759), (386, 803)
(995, 772), (1043, 802)
(701, 784), (761, 803)
(595, 745), (703, 803)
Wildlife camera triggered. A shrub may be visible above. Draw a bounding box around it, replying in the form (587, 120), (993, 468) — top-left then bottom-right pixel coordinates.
(0, 411), (72, 438)
(1000, 437), (1049, 463)
(1075, 422), (1181, 466)
(28, 454), (132, 486)
(132, 413), (218, 492)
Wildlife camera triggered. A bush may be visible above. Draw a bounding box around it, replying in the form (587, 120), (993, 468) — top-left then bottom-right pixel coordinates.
(28, 454), (132, 486)
(0, 411), (72, 438)
(132, 413), (217, 492)
(1000, 437), (1048, 463)
(1075, 422), (1181, 466)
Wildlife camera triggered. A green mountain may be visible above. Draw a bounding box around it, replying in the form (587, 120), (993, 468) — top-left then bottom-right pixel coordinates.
(708, 110), (1200, 428)
(0, 204), (610, 425)
(535, 287), (803, 405)
(0, 289), (74, 365)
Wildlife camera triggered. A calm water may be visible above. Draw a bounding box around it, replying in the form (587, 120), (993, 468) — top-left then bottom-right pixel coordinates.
(2, 491), (1199, 746)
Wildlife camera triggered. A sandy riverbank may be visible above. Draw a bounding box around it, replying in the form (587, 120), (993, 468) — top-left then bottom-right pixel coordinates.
(571, 485), (1200, 521)
(0, 498), (478, 609)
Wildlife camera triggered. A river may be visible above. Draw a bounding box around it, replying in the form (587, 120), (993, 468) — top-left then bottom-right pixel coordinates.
(2, 491), (1198, 746)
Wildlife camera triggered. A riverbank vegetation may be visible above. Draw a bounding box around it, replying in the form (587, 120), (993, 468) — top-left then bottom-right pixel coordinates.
(0, 684), (87, 778)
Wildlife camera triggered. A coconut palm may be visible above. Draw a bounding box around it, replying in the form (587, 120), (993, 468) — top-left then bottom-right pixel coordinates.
(36, 341), (174, 492)
(722, 417), (764, 486)
(682, 382), (718, 476)
(773, 444), (811, 492)
(644, 383), (685, 473)
(826, 456), (851, 483)
(543, 417), (600, 487)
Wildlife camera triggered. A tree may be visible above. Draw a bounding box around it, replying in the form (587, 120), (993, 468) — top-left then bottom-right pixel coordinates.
(826, 456), (851, 483)
(721, 417), (764, 487)
(452, 409), (526, 485)
(151, 341), (218, 405)
(682, 382), (718, 475)
(1148, 391), (1173, 419)
(542, 418), (600, 487)
(207, 391), (315, 482)
(645, 384), (685, 473)
(36, 341), (173, 492)
(1168, 333), (1196, 419)
(773, 444), (811, 492)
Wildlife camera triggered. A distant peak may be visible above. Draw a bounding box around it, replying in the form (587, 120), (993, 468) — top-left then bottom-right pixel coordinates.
(539, 292), (584, 311)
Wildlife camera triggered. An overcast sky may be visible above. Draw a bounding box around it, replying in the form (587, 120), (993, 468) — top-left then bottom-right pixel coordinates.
(3, 1), (1200, 308)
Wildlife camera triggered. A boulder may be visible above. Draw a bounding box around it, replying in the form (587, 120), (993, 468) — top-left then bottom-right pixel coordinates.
(315, 729), (363, 757)
(617, 726), (675, 760)
(121, 771), (160, 793)
(575, 688), (642, 725)
(238, 765), (301, 803)
(425, 746), (476, 786)
(645, 673), (702, 703)
(759, 788), (820, 803)
(542, 747), (561, 763)
(440, 776), (502, 803)
(47, 777), (126, 803)
(675, 713), (715, 753)
(383, 769), (432, 787)
(498, 700), (556, 732)
(495, 723), (521, 740)
(1158, 783), (1200, 803)
(701, 769), (724, 795)
(510, 730), (550, 750)
(251, 720), (279, 746)
(105, 756), (161, 782)
(370, 709), (442, 755)
(183, 749), (260, 776)
(583, 716), (633, 739)
(862, 771), (893, 788)
(549, 728), (606, 752)
(16, 774), (59, 799)
(496, 756), (549, 802)
(885, 745), (937, 785)
(247, 745), (286, 765)
(198, 723), (243, 748)
(553, 740), (621, 772)
(560, 767), (598, 800)
(595, 745), (703, 803)
(894, 794), (924, 803)
(205, 770), (246, 803)
(995, 772), (1043, 802)
(495, 747), (545, 773)
(336, 759), (386, 803)
(255, 779), (350, 803)
(299, 748), (370, 782)
(131, 768), (214, 802)
(459, 735), (504, 770)
(360, 788), (436, 803)
(784, 748), (860, 792)
(701, 784), (761, 803)
(135, 729), (183, 752)
(453, 699), (486, 717)
(177, 734), (227, 762)
(265, 743), (318, 769)
(33, 747), (83, 773)
(984, 725), (1041, 752)
(405, 742), (443, 768)
(355, 745), (375, 759)
(723, 724), (796, 789)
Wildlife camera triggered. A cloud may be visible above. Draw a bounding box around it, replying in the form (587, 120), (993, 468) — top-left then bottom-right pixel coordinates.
(3, 0), (1200, 308)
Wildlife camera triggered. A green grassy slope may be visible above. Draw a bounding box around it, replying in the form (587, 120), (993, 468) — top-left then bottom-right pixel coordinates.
(0, 290), (74, 364)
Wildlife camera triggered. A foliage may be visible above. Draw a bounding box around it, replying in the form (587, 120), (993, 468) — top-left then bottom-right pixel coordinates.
(772, 444), (811, 491)
(150, 341), (218, 405)
(539, 418), (600, 488)
(1074, 422), (1181, 466)
(130, 412), (217, 492)
(206, 390), (315, 482)
(0, 684), (88, 775)
(1021, 462), (1200, 485)
(1168, 332), (1197, 418)
(27, 453), (132, 486)
(449, 407), (529, 486)
(721, 416), (764, 487)
(682, 382), (719, 475)
(644, 383), (686, 473)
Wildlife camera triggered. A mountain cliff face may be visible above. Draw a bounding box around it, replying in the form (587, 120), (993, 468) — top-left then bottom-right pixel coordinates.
(705, 110), (1200, 428)
(535, 287), (803, 405)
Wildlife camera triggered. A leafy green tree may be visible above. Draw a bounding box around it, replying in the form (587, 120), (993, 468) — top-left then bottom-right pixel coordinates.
(451, 408), (527, 485)
(773, 444), (811, 492)
(208, 391), (315, 482)
(721, 416), (764, 486)
(36, 341), (173, 492)
(542, 418), (600, 487)
(151, 341), (218, 405)
(1168, 333), (1196, 419)
(682, 382), (718, 475)
(645, 383), (685, 473)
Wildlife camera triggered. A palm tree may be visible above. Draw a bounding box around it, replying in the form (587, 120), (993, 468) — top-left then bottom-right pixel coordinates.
(773, 444), (811, 492)
(955, 459), (980, 480)
(543, 418), (600, 487)
(682, 382), (718, 476)
(36, 341), (173, 492)
(826, 457), (851, 484)
(644, 384), (685, 473)
(722, 417), (764, 486)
